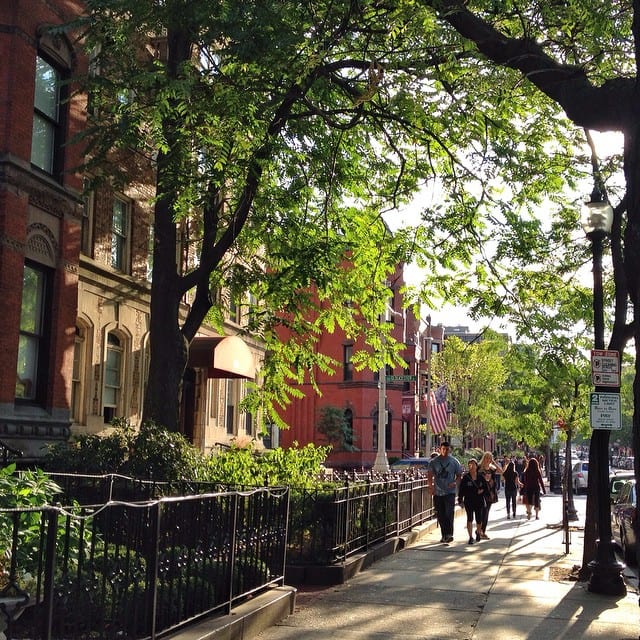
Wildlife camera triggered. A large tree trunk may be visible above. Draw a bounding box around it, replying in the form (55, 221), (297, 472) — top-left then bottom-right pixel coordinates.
(141, 27), (193, 432)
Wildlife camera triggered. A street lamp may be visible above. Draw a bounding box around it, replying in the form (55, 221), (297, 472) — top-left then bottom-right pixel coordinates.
(580, 187), (626, 596)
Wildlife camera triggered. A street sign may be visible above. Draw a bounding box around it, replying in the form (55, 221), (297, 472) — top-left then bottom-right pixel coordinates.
(589, 392), (622, 430)
(591, 349), (620, 387)
(385, 375), (416, 382)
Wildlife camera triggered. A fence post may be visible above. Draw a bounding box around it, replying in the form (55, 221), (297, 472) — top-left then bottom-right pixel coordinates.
(145, 501), (161, 639)
(41, 509), (58, 640)
(226, 493), (239, 615)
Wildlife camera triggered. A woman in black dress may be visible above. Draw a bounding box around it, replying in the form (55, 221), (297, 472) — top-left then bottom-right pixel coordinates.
(458, 459), (491, 544)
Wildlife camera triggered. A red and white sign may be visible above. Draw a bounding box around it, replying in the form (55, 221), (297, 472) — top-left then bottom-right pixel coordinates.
(591, 349), (620, 387)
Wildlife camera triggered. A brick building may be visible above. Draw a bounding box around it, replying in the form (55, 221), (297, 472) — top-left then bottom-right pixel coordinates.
(0, 1), (264, 460)
(275, 264), (431, 470)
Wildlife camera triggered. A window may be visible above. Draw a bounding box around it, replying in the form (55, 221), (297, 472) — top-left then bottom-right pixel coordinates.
(31, 56), (63, 175)
(343, 344), (353, 381)
(146, 224), (154, 282)
(111, 197), (130, 271)
(103, 332), (123, 423)
(81, 180), (95, 256)
(229, 296), (240, 324)
(15, 263), (49, 402)
(344, 409), (354, 448)
(263, 423), (279, 449)
(71, 325), (86, 422)
(225, 379), (236, 434)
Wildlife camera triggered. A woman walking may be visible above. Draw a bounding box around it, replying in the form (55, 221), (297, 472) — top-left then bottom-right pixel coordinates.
(502, 460), (522, 519)
(477, 451), (503, 538)
(522, 457), (546, 520)
(458, 459), (491, 543)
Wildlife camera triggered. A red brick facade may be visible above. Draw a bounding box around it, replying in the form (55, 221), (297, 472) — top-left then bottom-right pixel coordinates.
(0, 1), (265, 459)
(0, 1), (85, 457)
(276, 265), (426, 470)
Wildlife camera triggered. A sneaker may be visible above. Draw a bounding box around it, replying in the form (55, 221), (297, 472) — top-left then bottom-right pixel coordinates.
(468, 537), (474, 544)
(445, 535), (454, 543)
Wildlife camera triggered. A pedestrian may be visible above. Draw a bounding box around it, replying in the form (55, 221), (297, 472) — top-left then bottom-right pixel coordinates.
(502, 460), (522, 519)
(457, 458), (490, 544)
(477, 451), (503, 538)
(522, 456), (546, 520)
(514, 455), (526, 502)
(427, 441), (463, 543)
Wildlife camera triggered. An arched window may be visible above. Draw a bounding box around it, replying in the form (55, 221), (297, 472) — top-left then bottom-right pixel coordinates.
(103, 332), (123, 423)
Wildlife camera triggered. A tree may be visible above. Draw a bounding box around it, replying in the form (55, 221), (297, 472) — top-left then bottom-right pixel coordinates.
(413, 0), (639, 575)
(316, 405), (358, 452)
(69, 1), (638, 574)
(431, 332), (508, 446)
(72, 0), (449, 432)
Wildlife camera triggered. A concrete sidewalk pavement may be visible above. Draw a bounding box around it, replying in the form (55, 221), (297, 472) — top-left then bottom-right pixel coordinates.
(253, 494), (639, 640)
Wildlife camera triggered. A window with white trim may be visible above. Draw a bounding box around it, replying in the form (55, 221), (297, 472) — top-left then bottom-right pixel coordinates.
(31, 56), (63, 175)
(111, 197), (130, 271)
(71, 325), (86, 422)
(225, 379), (236, 434)
(103, 332), (123, 423)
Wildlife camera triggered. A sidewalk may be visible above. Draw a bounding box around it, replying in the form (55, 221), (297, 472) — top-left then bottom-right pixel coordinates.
(253, 494), (639, 640)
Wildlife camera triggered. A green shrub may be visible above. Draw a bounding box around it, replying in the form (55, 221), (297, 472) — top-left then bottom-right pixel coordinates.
(44, 419), (208, 482)
(206, 440), (330, 488)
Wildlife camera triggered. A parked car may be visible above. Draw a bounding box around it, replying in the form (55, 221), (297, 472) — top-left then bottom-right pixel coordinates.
(610, 471), (634, 502)
(572, 461), (589, 493)
(390, 458), (431, 472)
(611, 478), (637, 565)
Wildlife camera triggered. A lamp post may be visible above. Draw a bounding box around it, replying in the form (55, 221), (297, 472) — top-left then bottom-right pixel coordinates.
(373, 307), (405, 472)
(580, 188), (626, 596)
(373, 359), (390, 472)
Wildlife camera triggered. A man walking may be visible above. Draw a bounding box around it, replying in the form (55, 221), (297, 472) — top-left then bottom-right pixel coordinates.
(427, 441), (463, 543)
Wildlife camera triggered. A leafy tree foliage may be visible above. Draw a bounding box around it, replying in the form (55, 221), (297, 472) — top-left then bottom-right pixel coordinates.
(430, 332), (507, 445)
(316, 405), (358, 452)
(415, 0), (640, 576)
(64, 1), (640, 575)
(68, 0), (455, 433)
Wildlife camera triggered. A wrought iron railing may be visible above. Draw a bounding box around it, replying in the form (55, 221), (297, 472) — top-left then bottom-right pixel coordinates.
(1, 486), (289, 640)
(287, 475), (434, 564)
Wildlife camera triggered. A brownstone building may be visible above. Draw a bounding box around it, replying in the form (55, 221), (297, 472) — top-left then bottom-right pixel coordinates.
(0, 1), (264, 460)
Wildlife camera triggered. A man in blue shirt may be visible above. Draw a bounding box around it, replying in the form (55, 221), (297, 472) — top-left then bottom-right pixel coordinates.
(427, 441), (463, 543)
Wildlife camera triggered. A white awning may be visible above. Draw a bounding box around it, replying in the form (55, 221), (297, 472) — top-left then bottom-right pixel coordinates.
(187, 336), (256, 379)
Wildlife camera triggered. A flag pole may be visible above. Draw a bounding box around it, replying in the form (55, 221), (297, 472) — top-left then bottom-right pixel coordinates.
(425, 314), (432, 453)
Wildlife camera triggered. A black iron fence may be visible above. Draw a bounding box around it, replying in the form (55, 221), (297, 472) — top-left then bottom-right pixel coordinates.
(0, 486), (289, 640)
(287, 475), (434, 564)
(0, 472), (434, 639)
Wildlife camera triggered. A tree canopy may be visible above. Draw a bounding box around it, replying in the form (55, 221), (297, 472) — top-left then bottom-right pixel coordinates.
(65, 1), (640, 575)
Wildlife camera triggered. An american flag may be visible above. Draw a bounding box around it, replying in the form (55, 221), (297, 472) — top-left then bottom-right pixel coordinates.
(425, 385), (448, 434)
